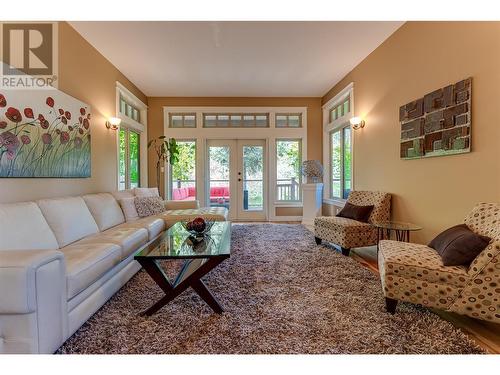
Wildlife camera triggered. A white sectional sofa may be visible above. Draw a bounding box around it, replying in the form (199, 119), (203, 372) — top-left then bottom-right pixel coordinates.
(0, 189), (228, 354)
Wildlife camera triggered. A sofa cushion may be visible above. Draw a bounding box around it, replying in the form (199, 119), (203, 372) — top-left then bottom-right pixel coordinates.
(83, 193), (125, 231)
(62, 242), (122, 299)
(77, 226), (148, 260)
(37, 197), (99, 248)
(135, 196), (165, 217)
(119, 216), (165, 240)
(134, 187), (160, 198)
(118, 197), (140, 222)
(0, 202), (59, 250)
(429, 224), (491, 266)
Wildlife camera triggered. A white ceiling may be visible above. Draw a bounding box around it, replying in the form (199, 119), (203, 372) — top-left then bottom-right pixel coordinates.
(70, 21), (403, 97)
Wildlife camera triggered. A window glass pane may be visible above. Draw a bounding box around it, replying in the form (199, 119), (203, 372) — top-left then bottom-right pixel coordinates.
(243, 145), (264, 211)
(208, 146), (230, 209)
(120, 99), (126, 115)
(204, 115), (216, 127)
(230, 115), (241, 127)
(276, 115), (287, 128)
(118, 129), (126, 190)
(343, 99), (350, 115)
(218, 115), (229, 127)
(331, 130), (342, 198)
(184, 115), (196, 127)
(343, 127), (352, 200)
(276, 140), (301, 201)
(243, 115), (254, 127)
(255, 115), (268, 127)
(171, 141), (196, 200)
(129, 131), (140, 189)
(288, 115), (300, 127)
(171, 115), (184, 128)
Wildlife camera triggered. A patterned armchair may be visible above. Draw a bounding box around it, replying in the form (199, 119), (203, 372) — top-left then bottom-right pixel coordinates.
(314, 191), (392, 256)
(378, 202), (500, 323)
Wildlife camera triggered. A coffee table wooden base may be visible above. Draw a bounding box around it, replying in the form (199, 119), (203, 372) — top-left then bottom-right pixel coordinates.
(137, 257), (227, 316)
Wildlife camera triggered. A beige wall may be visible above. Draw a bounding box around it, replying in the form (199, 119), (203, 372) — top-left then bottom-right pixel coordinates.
(147, 97), (322, 199)
(322, 22), (500, 243)
(0, 22), (147, 203)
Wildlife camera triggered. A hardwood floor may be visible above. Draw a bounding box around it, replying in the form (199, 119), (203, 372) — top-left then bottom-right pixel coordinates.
(350, 246), (500, 354)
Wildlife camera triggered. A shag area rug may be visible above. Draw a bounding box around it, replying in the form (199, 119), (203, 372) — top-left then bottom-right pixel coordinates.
(58, 224), (484, 354)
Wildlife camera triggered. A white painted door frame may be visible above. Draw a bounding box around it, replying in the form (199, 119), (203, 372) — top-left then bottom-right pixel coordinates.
(163, 106), (307, 222)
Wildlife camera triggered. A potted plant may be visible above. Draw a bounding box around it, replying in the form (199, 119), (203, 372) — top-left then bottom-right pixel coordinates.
(148, 136), (179, 198)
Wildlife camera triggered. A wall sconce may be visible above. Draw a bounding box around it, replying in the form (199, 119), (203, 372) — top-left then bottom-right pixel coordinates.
(350, 116), (365, 130)
(105, 117), (121, 130)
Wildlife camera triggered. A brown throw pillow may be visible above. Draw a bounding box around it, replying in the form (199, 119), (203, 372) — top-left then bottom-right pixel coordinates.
(134, 196), (165, 218)
(336, 202), (374, 223)
(429, 224), (491, 266)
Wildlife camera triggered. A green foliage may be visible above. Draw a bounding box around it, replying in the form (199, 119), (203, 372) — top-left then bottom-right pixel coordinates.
(276, 140), (300, 179)
(172, 141), (196, 181)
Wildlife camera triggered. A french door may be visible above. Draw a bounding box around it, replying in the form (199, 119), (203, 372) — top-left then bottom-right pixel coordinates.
(207, 139), (267, 221)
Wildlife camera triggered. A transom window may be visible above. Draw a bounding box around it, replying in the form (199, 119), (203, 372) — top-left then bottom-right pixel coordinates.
(119, 95), (141, 123)
(169, 113), (196, 128)
(203, 113), (269, 128)
(329, 97), (350, 122)
(276, 113), (302, 128)
(330, 126), (352, 199)
(276, 139), (302, 202)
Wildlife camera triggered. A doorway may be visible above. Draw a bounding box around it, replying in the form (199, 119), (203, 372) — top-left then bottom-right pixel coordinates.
(207, 139), (267, 221)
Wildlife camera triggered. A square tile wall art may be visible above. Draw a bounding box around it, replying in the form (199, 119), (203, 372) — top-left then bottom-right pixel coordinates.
(399, 77), (471, 159)
(0, 89), (91, 177)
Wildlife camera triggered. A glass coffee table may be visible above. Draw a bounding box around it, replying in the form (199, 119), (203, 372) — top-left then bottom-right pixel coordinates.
(374, 221), (422, 244)
(134, 221), (231, 316)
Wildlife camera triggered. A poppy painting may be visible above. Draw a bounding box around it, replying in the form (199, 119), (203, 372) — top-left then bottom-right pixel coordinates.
(0, 89), (91, 177)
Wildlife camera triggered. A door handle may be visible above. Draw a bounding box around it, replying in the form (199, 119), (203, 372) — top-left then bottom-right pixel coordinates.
(238, 178), (242, 182)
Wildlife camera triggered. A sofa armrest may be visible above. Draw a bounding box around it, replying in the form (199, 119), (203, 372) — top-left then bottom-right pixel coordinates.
(0, 250), (67, 353)
(165, 200), (200, 210)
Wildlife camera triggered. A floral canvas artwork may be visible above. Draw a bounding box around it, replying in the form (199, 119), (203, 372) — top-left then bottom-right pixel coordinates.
(0, 89), (91, 177)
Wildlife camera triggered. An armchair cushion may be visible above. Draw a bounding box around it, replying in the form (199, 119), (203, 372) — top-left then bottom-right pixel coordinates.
(346, 191), (391, 224)
(314, 216), (377, 249)
(378, 240), (469, 288)
(429, 224), (491, 266)
(337, 202), (374, 223)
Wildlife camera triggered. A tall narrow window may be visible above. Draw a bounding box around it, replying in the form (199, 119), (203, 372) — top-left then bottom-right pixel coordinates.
(170, 141), (197, 200)
(119, 128), (140, 190)
(276, 140), (301, 202)
(330, 125), (352, 199)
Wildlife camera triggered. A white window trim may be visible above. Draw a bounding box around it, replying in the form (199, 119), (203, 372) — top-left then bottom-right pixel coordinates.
(163, 106), (307, 221)
(115, 81), (148, 189)
(322, 83), (354, 206)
